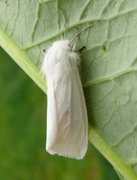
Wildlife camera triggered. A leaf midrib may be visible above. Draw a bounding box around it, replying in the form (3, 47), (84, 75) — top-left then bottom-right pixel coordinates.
(89, 128), (137, 180)
(0, 27), (46, 93)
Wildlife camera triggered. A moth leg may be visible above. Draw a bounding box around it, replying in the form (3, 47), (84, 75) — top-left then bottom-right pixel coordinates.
(74, 46), (86, 53)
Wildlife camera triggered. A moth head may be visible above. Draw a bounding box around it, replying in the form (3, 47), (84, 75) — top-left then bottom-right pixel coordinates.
(52, 40), (70, 51)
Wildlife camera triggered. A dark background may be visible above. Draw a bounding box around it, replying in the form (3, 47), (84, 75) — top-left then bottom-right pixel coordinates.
(0, 47), (119, 180)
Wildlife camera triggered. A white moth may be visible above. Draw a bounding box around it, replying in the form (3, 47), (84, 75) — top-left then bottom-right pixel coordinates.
(41, 28), (89, 159)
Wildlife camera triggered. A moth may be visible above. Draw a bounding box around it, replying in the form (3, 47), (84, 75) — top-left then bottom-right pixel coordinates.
(41, 26), (90, 159)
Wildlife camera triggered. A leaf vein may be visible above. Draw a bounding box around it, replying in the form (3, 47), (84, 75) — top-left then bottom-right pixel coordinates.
(83, 67), (137, 88)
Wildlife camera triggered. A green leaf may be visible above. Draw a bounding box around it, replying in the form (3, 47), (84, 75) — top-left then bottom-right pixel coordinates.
(1, 0), (137, 179)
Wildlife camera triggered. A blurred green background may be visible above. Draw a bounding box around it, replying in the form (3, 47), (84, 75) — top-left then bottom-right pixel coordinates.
(0, 47), (119, 180)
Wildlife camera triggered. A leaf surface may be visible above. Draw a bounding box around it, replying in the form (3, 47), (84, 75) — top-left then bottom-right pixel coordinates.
(1, 0), (137, 179)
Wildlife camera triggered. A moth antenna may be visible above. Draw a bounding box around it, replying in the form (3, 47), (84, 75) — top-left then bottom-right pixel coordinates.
(69, 24), (91, 44)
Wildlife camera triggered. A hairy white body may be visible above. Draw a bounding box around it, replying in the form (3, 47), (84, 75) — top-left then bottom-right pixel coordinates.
(41, 40), (88, 159)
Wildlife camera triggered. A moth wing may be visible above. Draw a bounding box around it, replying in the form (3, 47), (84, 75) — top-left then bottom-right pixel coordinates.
(46, 59), (88, 159)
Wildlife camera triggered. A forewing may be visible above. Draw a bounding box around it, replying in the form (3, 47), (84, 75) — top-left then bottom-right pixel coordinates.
(46, 59), (88, 159)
